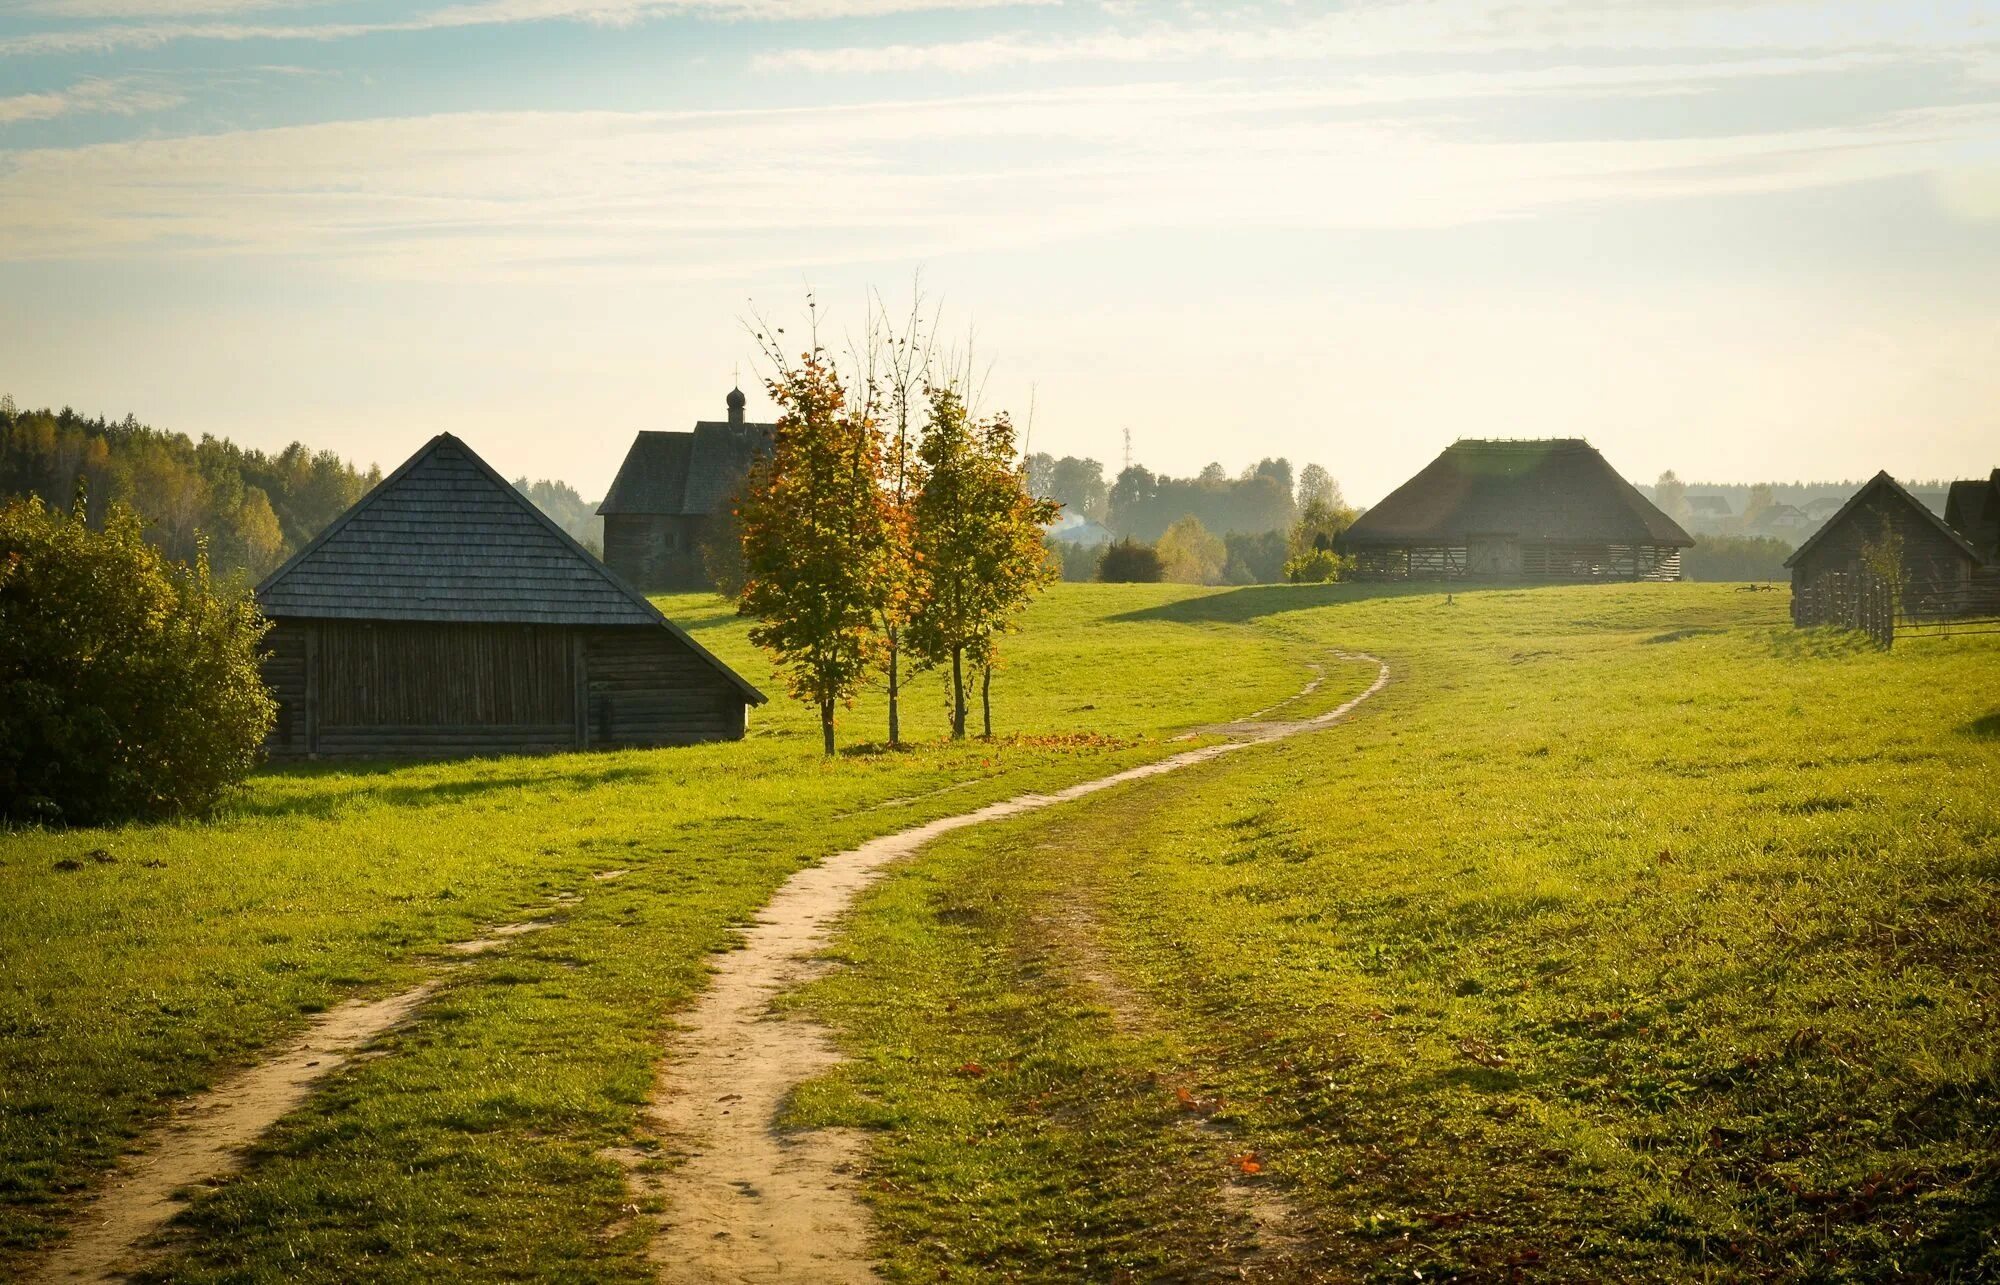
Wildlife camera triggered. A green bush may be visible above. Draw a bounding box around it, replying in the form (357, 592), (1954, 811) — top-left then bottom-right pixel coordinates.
(1682, 534), (1792, 582)
(1, 495), (274, 824)
(1283, 548), (1352, 583)
(1095, 538), (1164, 583)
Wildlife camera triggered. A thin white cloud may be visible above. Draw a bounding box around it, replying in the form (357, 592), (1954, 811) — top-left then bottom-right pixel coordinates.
(0, 0), (1055, 56)
(3, 81), (1991, 277)
(755, 0), (1999, 74)
(0, 74), (184, 123)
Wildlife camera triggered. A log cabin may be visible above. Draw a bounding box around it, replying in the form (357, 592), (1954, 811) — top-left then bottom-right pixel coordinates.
(597, 388), (774, 590)
(1336, 439), (1692, 581)
(1785, 471), (1985, 621)
(256, 434), (764, 759)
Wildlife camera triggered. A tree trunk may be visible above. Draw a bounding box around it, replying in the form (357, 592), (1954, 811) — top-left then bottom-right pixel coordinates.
(820, 698), (836, 756)
(887, 634), (901, 747)
(950, 646), (965, 739)
(981, 664), (992, 739)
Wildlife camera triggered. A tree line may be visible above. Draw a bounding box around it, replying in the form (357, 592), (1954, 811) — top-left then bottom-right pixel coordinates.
(1, 395), (607, 579)
(1026, 451), (1351, 546)
(734, 295), (1054, 755)
(0, 396), (382, 580)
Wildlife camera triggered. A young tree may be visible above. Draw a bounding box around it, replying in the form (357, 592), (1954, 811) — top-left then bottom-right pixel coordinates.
(907, 386), (1055, 739)
(863, 284), (936, 747)
(1654, 470), (1690, 522)
(736, 341), (896, 756)
(1157, 515), (1226, 584)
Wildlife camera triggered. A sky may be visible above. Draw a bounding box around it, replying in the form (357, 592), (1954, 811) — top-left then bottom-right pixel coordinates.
(1, 0), (1996, 505)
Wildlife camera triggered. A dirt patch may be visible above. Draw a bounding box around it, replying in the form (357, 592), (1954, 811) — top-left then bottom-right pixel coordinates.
(635, 654), (1389, 1282)
(38, 984), (440, 1282)
(35, 915), (559, 1282)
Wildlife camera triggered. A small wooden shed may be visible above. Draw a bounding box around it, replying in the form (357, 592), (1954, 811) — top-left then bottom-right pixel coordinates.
(1337, 439), (1692, 581)
(256, 434), (764, 759)
(1783, 471), (1982, 617)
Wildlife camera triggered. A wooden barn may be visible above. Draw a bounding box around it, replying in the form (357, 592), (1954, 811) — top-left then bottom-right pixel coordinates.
(598, 388), (774, 590)
(1337, 439), (1692, 581)
(1785, 471), (1985, 619)
(1945, 469), (2000, 566)
(256, 434), (765, 759)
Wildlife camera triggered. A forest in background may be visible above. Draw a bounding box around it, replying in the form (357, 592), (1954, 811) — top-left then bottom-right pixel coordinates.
(0, 399), (602, 581)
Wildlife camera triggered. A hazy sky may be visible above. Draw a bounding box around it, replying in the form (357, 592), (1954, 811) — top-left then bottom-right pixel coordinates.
(1, 0), (1996, 504)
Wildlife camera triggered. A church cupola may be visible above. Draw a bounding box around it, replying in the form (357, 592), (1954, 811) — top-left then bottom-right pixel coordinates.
(726, 385), (746, 426)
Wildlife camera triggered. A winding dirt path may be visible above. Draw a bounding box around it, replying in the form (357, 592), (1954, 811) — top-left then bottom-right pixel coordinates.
(635, 653), (1390, 1284)
(36, 918), (557, 1282)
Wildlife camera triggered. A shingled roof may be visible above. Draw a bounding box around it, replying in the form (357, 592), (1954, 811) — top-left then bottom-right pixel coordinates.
(256, 434), (765, 700)
(1340, 439), (1693, 548)
(1784, 471), (1982, 570)
(598, 421), (774, 516)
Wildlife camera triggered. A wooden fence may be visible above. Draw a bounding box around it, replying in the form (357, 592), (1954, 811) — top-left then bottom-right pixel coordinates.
(1793, 571), (2000, 647)
(1792, 570), (1897, 646)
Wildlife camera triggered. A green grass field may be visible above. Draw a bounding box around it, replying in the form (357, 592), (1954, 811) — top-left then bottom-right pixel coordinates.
(795, 584), (2000, 1281)
(0, 584), (1312, 1279)
(4, 581), (1995, 1282)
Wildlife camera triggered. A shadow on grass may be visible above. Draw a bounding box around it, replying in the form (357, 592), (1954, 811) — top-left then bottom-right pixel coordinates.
(230, 762), (660, 821)
(1962, 711), (2000, 740)
(1106, 581), (1448, 626)
(1767, 627), (1882, 661)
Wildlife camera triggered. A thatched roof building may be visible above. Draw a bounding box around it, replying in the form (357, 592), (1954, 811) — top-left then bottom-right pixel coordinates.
(1945, 469), (2000, 562)
(257, 433), (763, 759)
(598, 388), (774, 589)
(1337, 439), (1692, 581)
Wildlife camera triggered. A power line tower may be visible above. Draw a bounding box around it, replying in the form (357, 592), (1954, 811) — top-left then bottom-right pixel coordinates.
(1122, 427), (1133, 473)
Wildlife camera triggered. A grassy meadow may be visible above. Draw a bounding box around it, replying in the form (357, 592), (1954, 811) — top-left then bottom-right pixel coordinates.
(2, 580), (1993, 1283)
(0, 584), (1313, 1279)
(795, 584), (2000, 1282)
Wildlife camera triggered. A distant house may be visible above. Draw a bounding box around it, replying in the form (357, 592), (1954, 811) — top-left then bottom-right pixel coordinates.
(1047, 513), (1114, 547)
(1755, 503), (1811, 536)
(1687, 495), (1733, 519)
(599, 388), (775, 590)
(1337, 439), (1692, 581)
(1802, 495), (1847, 523)
(257, 434), (764, 759)
(1783, 472), (1983, 616)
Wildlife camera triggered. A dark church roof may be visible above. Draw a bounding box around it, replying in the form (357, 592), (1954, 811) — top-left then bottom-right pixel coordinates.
(1945, 469), (2000, 559)
(1783, 471), (1981, 570)
(1339, 439), (1693, 549)
(599, 392), (774, 516)
(256, 434), (765, 701)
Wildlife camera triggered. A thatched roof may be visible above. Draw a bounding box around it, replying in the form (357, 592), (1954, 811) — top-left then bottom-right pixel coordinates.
(256, 434), (765, 701)
(1339, 439), (1693, 548)
(598, 421), (774, 516)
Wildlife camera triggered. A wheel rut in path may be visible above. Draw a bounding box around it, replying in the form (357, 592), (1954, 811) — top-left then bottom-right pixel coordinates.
(36, 917), (559, 1282)
(635, 653), (1390, 1284)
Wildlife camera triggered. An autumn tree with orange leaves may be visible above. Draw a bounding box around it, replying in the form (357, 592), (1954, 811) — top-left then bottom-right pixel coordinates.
(907, 385), (1057, 739)
(737, 332), (898, 756)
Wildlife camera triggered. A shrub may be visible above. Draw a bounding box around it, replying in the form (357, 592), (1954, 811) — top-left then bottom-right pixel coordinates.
(1095, 538), (1165, 583)
(1283, 549), (1352, 583)
(1156, 516), (1226, 585)
(1682, 534), (1792, 582)
(0, 495), (274, 824)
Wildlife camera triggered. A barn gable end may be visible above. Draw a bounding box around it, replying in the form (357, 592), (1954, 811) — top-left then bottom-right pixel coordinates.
(256, 433), (763, 760)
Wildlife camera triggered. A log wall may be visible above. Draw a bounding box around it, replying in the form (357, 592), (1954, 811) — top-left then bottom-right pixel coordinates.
(260, 619), (748, 759)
